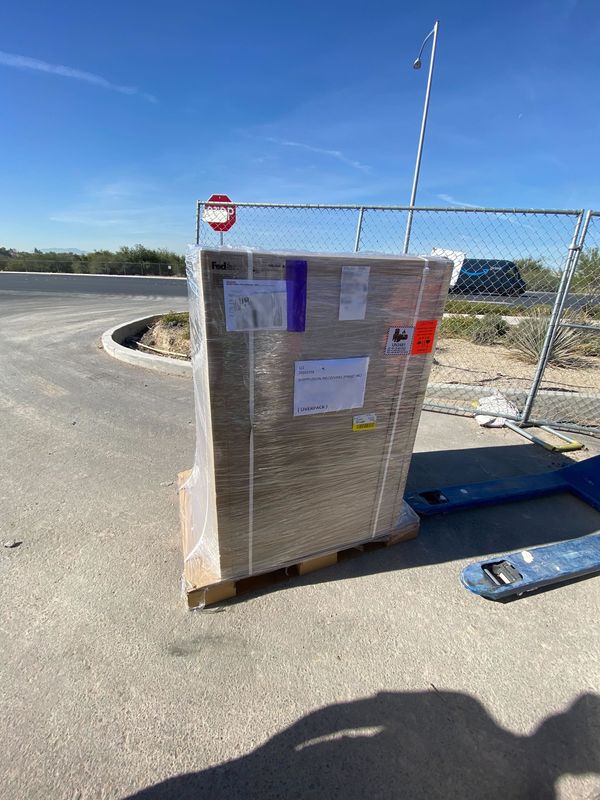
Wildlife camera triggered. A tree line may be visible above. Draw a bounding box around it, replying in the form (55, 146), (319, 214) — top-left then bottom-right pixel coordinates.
(0, 245), (186, 277)
(515, 251), (600, 293)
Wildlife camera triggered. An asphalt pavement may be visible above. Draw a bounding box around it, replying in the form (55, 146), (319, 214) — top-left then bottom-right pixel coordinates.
(0, 271), (188, 297)
(1, 284), (599, 800)
(452, 289), (599, 309)
(1, 271), (597, 310)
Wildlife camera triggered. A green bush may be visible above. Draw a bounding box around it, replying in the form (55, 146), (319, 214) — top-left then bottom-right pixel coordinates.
(572, 247), (600, 293)
(440, 316), (479, 340)
(470, 314), (509, 345)
(162, 311), (189, 326)
(444, 299), (552, 317)
(514, 258), (561, 292)
(578, 337), (600, 357)
(0, 244), (186, 276)
(440, 314), (508, 345)
(445, 299), (513, 315)
(577, 302), (600, 320)
(161, 311), (190, 338)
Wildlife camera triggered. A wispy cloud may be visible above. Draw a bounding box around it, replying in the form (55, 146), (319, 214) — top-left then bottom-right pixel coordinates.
(437, 193), (480, 209)
(90, 180), (157, 198)
(0, 50), (157, 102)
(266, 137), (370, 172)
(49, 204), (189, 233)
(47, 202), (190, 250)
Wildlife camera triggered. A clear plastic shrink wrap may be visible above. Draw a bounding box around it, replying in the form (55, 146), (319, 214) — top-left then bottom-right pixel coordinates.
(181, 247), (451, 592)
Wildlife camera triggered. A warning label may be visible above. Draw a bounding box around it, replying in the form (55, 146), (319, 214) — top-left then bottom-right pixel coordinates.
(384, 326), (414, 356)
(411, 320), (438, 354)
(352, 413), (377, 431)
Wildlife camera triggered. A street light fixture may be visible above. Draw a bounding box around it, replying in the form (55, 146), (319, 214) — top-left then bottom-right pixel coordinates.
(403, 20), (440, 253)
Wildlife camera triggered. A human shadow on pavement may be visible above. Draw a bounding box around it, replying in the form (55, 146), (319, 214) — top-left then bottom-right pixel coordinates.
(125, 690), (600, 800)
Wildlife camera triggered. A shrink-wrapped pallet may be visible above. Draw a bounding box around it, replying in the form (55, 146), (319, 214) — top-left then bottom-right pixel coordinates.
(180, 247), (451, 600)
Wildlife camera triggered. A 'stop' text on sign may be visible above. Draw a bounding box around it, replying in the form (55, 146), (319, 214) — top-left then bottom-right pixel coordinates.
(203, 194), (236, 232)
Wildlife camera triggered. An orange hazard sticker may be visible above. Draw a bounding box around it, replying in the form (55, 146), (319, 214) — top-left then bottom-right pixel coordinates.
(411, 320), (438, 354)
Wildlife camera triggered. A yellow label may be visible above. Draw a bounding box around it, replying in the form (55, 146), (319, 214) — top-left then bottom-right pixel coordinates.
(352, 413), (377, 431)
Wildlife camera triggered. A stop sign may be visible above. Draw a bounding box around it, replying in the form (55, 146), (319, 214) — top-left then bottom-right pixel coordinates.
(203, 194), (236, 232)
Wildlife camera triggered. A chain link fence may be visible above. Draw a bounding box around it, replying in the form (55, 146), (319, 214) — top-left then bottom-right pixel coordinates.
(197, 201), (600, 436)
(526, 211), (600, 433)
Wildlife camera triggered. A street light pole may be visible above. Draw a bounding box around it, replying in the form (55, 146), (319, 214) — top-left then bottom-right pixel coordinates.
(403, 20), (439, 254)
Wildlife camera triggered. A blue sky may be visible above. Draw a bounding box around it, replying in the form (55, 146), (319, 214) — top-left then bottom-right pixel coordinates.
(1, 0), (599, 252)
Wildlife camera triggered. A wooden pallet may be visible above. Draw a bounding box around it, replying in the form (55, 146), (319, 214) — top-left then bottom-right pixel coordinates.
(178, 470), (418, 609)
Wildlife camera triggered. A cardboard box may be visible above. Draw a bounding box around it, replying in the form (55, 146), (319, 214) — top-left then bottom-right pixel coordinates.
(182, 248), (451, 590)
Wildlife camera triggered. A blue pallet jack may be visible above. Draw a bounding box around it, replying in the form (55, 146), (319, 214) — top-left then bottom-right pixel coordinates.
(405, 455), (600, 600)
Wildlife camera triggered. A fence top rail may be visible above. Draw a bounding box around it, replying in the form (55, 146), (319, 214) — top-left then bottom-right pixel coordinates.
(196, 200), (583, 215)
(589, 210), (600, 217)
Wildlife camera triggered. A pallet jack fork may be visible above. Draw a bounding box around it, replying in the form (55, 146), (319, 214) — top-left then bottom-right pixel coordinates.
(405, 454), (600, 600)
(460, 532), (600, 599)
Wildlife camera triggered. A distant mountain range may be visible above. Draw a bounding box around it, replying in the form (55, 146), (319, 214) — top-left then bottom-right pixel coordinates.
(40, 248), (87, 255)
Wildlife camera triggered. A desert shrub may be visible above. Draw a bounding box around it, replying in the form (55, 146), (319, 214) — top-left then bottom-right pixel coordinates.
(161, 311), (189, 326)
(444, 299), (552, 317)
(507, 309), (593, 366)
(572, 247), (600, 293)
(160, 311), (190, 338)
(577, 337), (600, 357)
(440, 316), (479, 340)
(514, 258), (561, 291)
(440, 314), (508, 345)
(470, 314), (509, 345)
(577, 302), (600, 320)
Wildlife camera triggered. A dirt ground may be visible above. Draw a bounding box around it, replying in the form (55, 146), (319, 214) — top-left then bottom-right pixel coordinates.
(432, 337), (600, 394)
(139, 317), (191, 358)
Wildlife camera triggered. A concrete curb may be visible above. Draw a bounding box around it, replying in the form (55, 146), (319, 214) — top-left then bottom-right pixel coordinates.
(102, 314), (192, 378)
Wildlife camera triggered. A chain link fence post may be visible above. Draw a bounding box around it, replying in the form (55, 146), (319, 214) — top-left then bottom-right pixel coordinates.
(521, 211), (586, 425)
(530, 210), (600, 435)
(353, 207), (365, 252)
(195, 201), (201, 246)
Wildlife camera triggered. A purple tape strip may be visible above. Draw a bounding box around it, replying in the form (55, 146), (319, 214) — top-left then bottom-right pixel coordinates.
(286, 260), (307, 332)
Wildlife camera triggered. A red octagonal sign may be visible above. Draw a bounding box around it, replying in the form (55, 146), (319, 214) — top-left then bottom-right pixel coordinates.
(203, 193), (236, 232)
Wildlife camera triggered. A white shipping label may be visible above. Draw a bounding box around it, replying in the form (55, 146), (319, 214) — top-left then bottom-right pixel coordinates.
(223, 279), (287, 332)
(384, 326), (415, 356)
(339, 266), (370, 320)
(293, 357), (369, 417)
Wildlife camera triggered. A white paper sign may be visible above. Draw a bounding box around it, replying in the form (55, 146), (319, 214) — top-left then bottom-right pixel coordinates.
(293, 357), (369, 417)
(384, 326), (414, 356)
(223, 279), (287, 332)
(339, 266), (370, 320)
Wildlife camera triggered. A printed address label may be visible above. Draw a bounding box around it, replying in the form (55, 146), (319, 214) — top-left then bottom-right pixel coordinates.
(223, 279), (287, 331)
(339, 266), (370, 320)
(293, 357), (369, 417)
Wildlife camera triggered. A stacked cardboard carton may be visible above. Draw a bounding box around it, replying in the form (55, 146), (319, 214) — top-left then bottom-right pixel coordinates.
(181, 247), (451, 596)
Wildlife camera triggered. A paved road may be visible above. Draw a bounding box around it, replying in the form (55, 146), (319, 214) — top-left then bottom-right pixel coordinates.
(2, 272), (597, 311)
(0, 271), (188, 297)
(1, 288), (599, 799)
(453, 289), (599, 309)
